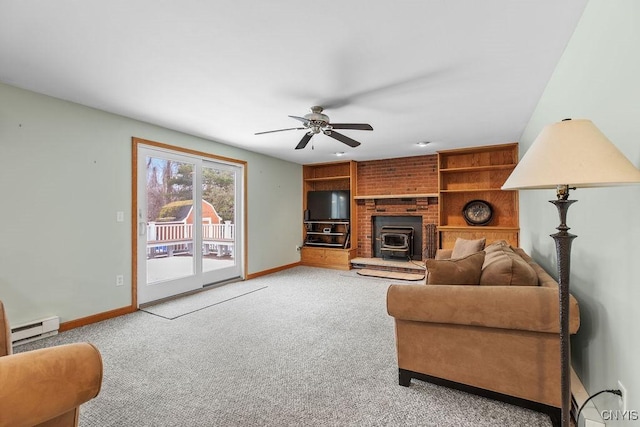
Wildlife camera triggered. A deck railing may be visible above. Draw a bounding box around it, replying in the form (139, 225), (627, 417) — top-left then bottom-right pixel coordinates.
(147, 221), (234, 242)
(146, 221), (235, 258)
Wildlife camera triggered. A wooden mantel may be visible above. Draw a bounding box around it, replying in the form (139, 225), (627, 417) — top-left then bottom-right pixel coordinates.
(353, 193), (438, 200)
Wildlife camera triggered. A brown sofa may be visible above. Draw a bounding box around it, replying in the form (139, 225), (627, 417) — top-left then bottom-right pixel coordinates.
(386, 241), (580, 424)
(0, 300), (103, 427)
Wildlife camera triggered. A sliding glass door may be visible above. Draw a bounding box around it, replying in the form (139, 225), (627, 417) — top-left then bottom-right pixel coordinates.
(135, 142), (244, 305)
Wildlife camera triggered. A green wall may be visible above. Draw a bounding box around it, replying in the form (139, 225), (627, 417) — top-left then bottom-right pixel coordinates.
(0, 83), (302, 324)
(519, 0), (640, 420)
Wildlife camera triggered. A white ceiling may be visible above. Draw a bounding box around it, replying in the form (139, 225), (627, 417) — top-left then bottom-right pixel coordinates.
(1, 1), (588, 164)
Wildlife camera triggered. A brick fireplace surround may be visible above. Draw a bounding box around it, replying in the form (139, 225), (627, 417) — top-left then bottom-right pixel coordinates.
(356, 155), (439, 259)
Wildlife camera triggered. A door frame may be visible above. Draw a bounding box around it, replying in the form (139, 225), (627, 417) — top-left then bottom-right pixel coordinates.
(131, 137), (248, 308)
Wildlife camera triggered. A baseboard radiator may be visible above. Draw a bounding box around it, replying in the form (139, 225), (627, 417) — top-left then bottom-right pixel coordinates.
(11, 316), (60, 347)
(572, 367), (606, 426)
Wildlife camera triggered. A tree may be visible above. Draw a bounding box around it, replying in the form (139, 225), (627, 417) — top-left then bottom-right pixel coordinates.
(145, 157), (235, 222)
(168, 163), (194, 201)
(146, 158), (170, 221)
(202, 168), (235, 222)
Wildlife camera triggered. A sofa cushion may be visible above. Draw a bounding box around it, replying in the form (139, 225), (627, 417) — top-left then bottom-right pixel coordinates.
(480, 241), (538, 286)
(450, 237), (486, 259)
(426, 251), (485, 285)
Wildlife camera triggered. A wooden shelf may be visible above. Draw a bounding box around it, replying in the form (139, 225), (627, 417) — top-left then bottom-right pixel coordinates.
(305, 220), (349, 225)
(439, 189), (514, 193)
(305, 242), (345, 247)
(439, 164), (516, 173)
(304, 220), (350, 247)
(437, 142), (518, 156)
(437, 226), (519, 231)
(353, 193), (438, 200)
(304, 175), (351, 182)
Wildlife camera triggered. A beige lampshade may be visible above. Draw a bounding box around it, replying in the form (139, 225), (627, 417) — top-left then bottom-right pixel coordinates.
(502, 119), (640, 190)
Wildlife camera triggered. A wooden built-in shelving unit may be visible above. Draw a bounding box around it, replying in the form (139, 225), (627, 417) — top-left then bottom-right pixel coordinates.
(437, 143), (519, 248)
(301, 161), (357, 270)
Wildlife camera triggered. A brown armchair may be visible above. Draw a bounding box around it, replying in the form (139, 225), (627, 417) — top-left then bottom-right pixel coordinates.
(0, 300), (103, 427)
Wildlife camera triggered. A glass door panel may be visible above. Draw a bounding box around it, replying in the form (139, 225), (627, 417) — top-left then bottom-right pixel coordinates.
(146, 156), (196, 283)
(137, 148), (201, 305)
(201, 161), (242, 284)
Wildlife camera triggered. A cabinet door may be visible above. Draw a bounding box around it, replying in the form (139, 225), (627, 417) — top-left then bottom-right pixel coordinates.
(301, 247), (326, 264)
(323, 250), (349, 265)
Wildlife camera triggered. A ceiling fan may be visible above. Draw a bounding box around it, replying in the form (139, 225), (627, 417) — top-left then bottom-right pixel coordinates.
(255, 106), (373, 150)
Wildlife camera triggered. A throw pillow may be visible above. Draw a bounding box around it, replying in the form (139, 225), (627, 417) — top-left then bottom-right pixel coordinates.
(480, 244), (538, 286)
(483, 240), (510, 253)
(426, 251), (485, 285)
(450, 237), (486, 259)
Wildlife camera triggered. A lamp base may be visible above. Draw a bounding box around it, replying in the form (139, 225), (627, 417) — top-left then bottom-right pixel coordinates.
(550, 199), (577, 427)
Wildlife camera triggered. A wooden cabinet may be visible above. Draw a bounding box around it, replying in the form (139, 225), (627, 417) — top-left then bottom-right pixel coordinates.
(301, 161), (357, 269)
(438, 143), (519, 248)
(300, 247), (357, 270)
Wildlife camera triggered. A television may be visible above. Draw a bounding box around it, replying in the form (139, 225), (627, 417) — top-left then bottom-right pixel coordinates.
(307, 190), (350, 221)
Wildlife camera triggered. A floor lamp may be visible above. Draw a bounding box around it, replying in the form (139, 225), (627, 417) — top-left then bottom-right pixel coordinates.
(501, 119), (640, 427)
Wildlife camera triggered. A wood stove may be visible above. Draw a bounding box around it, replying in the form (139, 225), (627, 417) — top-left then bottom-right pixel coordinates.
(380, 226), (414, 260)
(373, 216), (422, 260)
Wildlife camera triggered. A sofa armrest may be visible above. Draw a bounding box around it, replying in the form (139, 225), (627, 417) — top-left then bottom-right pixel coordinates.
(0, 342), (103, 427)
(387, 284), (580, 334)
(0, 300), (12, 357)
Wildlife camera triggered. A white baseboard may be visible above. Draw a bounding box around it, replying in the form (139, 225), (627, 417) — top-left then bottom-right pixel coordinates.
(572, 367), (606, 427)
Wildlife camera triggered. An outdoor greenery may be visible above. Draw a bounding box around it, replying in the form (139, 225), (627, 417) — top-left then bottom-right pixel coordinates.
(147, 158), (235, 222)
(156, 200), (193, 222)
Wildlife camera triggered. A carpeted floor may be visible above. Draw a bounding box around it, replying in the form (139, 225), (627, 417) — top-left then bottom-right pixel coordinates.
(16, 266), (553, 426)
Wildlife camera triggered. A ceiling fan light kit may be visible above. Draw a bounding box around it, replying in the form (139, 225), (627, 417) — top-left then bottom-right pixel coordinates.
(301, 105), (330, 123)
(255, 106), (373, 150)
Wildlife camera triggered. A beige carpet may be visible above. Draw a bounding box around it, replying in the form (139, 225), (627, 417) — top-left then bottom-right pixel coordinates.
(15, 266), (554, 427)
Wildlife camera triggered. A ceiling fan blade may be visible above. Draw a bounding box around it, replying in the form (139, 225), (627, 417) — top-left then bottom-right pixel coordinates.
(326, 130), (361, 148)
(288, 115), (310, 125)
(255, 127), (305, 135)
(330, 123), (373, 131)
(295, 133), (313, 150)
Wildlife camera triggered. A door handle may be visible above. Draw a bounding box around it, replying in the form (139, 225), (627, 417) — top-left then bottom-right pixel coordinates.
(138, 209), (146, 236)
